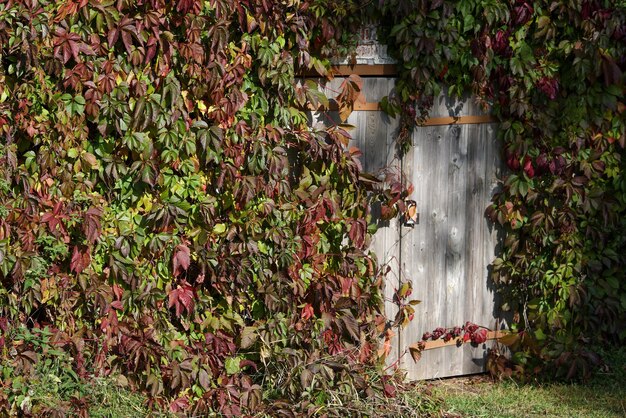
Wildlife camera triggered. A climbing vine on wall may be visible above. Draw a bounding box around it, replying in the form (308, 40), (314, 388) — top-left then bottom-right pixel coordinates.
(0, 0), (419, 415)
(2, 0), (625, 414)
(377, 0), (626, 378)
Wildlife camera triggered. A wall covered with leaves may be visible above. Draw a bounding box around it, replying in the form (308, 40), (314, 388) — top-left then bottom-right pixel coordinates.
(2, 0), (625, 414)
(377, 0), (626, 378)
(0, 0), (414, 415)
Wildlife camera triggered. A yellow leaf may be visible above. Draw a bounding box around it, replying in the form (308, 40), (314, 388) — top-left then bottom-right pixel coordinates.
(138, 194), (153, 212)
(339, 104), (353, 122)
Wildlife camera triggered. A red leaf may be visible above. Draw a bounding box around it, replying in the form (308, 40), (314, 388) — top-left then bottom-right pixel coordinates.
(348, 218), (366, 249)
(84, 207), (103, 243)
(176, 0), (201, 14)
(53, 28), (91, 64)
(107, 28), (119, 48)
(471, 328), (488, 344)
(523, 156), (535, 178)
(506, 154), (520, 170)
(169, 397), (189, 413)
(55, 0), (89, 21)
(0, 317), (8, 332)
(168, 284), (195, 317)
(301, 303), (314, 321)
(107, 16), (141, 54)
(41, 212), (60, 232)
(110, 300), (123, 310)
(383, 383), (396, 398)
(112, 284), (123, 300)
(70, 246), (91, 274)
(239, 359), (257, 371)
(173, 244), (191, 277)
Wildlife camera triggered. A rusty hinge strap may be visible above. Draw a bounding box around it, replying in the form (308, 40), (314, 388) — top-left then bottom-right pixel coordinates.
(299, 64), (398, 77)
(308, 103), (497, 125)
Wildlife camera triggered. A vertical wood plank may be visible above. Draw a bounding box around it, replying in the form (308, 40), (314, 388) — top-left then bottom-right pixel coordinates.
(461, 122), (488, 374)
(482, 122), (502, 328)
(443, 124), (468, 376)
(377, 113), (401, 369)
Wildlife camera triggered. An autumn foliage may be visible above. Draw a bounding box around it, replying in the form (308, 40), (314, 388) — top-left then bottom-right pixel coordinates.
(0, 0), (401, 415)
(3, 0), (625, 414)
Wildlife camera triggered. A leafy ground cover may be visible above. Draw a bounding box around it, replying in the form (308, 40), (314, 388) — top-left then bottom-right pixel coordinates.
(431, 348), (626, 418)
(1, 0), (625, 414)
(0, 0), (409, 414)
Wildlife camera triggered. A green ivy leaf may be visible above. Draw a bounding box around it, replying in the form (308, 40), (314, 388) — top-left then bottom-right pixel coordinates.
(224, 357), (241, 375)
(213, 223), (226, 235)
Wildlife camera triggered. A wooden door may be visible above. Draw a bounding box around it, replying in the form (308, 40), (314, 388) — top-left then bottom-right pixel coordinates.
(399, 95), (502, 379)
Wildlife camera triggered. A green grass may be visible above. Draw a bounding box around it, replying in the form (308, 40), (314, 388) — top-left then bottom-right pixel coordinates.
(434, 379), (626, 417)
(431, 348), (626, 418)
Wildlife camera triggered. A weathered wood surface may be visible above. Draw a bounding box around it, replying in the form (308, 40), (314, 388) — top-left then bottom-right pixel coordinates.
(399, 94), (502, 379)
